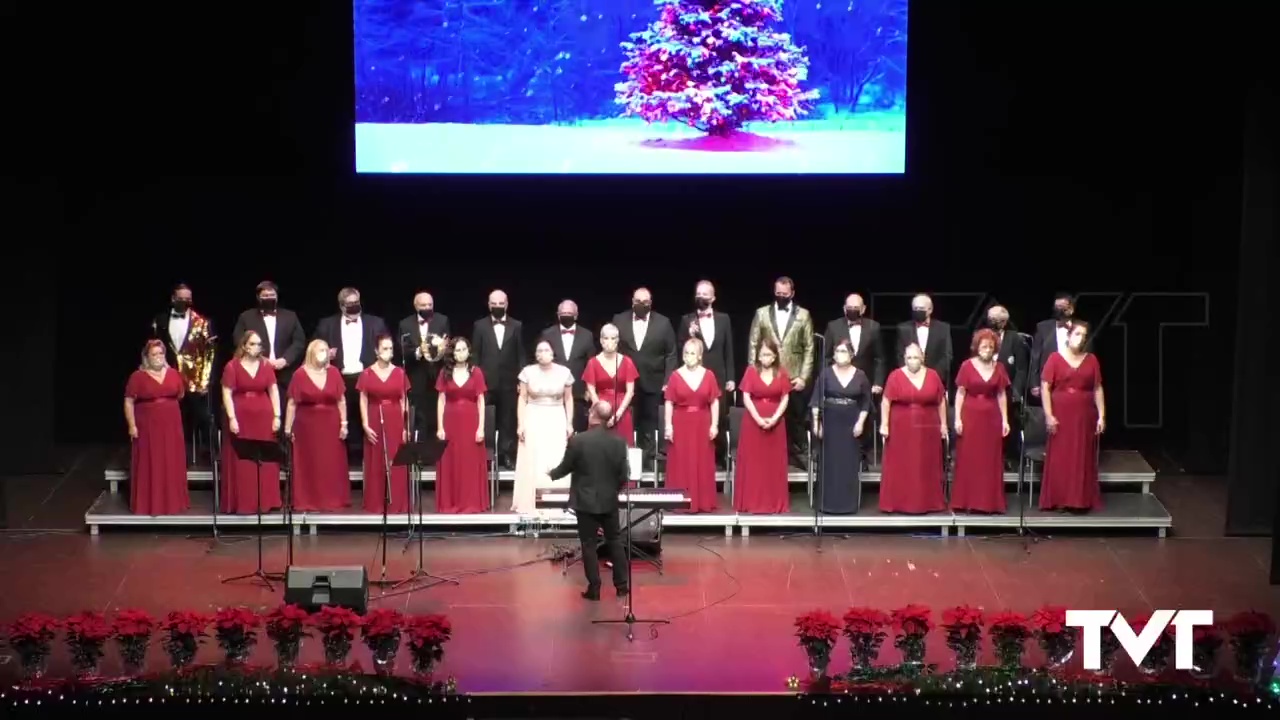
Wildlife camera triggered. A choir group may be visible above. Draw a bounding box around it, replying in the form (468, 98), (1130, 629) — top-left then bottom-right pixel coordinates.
(123, 279), (1106, 519)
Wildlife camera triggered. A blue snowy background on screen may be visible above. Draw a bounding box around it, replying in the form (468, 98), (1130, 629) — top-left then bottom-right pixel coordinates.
(354, 0), (907, 174)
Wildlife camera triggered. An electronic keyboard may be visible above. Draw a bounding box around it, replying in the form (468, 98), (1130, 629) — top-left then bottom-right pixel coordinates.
(536, 490), (691, 510)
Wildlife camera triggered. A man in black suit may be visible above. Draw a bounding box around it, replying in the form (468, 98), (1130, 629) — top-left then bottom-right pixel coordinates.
(894, 293), (954, 390)
(1029, 292), (1077, 402)
(313, 287), (390, 458)
(677, 280), (735, 466)
(547, 401), (630, 600)
(985, 304), (1030, 468)
(540, 299), (594, 433)
(611, 287), (677, 470)
(398, 291), (450, 442)
(471, 289), (526, 469)
(822, 293), (886, 465)
(231, 280), (306, 390)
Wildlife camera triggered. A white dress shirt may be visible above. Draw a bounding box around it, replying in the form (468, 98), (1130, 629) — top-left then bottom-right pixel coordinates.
(560, 326), (576, 359)
(632, 316), (648, 349)
(263, 314), (277, 360)
(846, 323), (862, 355)
(341, 316), (363, 375)
(493, 321), (506, 350)
(916, 324), (929, 353)
(697, 312), (715, 348)
(1055, 324), (1069, 353)
(168, 313), (190, 352)
(774, 305), (791, 339)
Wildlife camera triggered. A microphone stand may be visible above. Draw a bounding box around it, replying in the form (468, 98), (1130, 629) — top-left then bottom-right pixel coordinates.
(987, 332), (1044, 550)
(370, 403), (403, 589)
(782, 333), (825, 550)
(593, 459), (667, 642)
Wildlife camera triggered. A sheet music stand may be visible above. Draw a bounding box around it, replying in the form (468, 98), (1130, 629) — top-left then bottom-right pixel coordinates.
(391, 440), (459, 591)
(222, 437), (285, 591)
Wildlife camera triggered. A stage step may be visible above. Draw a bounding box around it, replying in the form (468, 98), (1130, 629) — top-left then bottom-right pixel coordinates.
(102, 450), (1157, 494)
(83, 487), (1172, 538)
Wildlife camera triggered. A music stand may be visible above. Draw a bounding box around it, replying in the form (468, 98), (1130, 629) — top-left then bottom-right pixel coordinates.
(391, 440), (459, 590)
(222, 437), (284, 591)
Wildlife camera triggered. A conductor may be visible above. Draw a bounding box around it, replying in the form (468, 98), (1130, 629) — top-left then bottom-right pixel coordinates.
(547, 401), (631, 601)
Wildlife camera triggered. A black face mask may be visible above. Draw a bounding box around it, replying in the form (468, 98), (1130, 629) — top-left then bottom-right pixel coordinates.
(489, 306), (506, 320)
(775, 295), (792, 309)
(911, 309), (928, 323)
(1052, 307), (1070, 321)
(171, 299), (190, 314)
(694, 297), (711, 311)
(632, 303), (650, 318)
(417, 309), (433, 321)
(258, 298), (278, 312)
(344, 303), (361, 315)
(845, 308), (862, 322)
(558, 315), (576, 329)
(988, 318), (1006, 331)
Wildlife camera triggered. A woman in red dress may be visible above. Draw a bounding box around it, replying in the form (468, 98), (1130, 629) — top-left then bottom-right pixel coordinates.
(434, 337), (490, 513)
(1040, 321), (1106, 512)
(664, 338), (721, 513)
(124, 339), (189, 515)
(951, 329), (1011, 513)
(879, 343), (947, 514)
(732, 336), (790, 513)
(219, 330), (282, 514)
(284, 339), (350, 511)
(358, 335), (411, 514)
(583, 323), (638, 446)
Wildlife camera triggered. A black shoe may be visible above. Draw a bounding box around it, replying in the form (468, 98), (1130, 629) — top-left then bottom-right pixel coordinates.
(582, 588), (601, 601)
(615, 586), (630, 598)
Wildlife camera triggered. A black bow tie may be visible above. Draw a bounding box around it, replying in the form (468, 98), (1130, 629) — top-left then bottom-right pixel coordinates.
(171, 312), (186, 319)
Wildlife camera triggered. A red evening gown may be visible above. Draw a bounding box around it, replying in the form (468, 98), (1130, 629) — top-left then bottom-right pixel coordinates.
(127, 369), (189, 514)
(357, 366), (411, 514)
(434, 368), (490, 513)
(879, 368), (946, 514)
(664, 369), (721, 513)
(951, 360), (1010, 513)
(1039, 352), (1103, 511)
(220, 359), (282, 514)
(732, 366), (790, 513)
(583, 355), (638, 446)
(288, 366), (350, 511)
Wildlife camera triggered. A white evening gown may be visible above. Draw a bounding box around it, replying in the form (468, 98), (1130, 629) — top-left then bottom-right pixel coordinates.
(511, 363), (574, 515)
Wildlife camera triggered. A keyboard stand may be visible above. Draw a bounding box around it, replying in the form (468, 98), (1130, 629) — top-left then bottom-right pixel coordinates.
(562, 507), (665, 575)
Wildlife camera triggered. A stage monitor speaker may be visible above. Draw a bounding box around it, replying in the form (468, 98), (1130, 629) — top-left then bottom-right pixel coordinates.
(284, 566), (369, 614)
(619, 507), (662, 551)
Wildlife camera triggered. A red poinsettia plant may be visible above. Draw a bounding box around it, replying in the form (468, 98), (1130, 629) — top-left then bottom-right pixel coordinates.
(1223, 611), (1276, 681)
(5, 612), (60, 677)
(63, 611), (111, 675)
(264, 604), (312, 667)
(1189, 623), (1222, 678)
(890, 605), (932, 667)
(213, 607), (261, 664)
(941, 605), (984, 669)
(842, 607), (890, 673)
(313, 605), (364, 666)
(988, 611), (1032, 669)
(404, 614), (452, 677)
(160, 610), (210, 669)
(1029, 605), (1075, 668)
(111, 609), (156, 673)
(794, 610), (841, 675)
(362, 608), (405, 672)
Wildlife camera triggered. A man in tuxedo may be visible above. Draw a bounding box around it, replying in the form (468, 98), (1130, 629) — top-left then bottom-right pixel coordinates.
(822, 293), (886, 466)
(677, 280), (735, 467)
(894, 294), (954, 389)
(547, 401), (630, 600)
(746, 276), (815, 468)
(150, 283), (217, 462)
(471, 289), (526, 469)
(540, 299), (594, 433)
(398, 291), (450, 442)
(231, 280), (306, 390)
(314, 287), (390, 459)
(1029, 292), (1076, 401)
(985, 304), (1029, 468)
(611, 287), (677, 470)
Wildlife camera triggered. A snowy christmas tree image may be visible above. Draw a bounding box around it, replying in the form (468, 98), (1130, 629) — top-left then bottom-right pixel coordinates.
(615, 0), (819, 137)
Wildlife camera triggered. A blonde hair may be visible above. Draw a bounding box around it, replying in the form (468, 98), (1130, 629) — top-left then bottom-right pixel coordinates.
(305, 339), (330, 369)
(683, 338), (705, 357)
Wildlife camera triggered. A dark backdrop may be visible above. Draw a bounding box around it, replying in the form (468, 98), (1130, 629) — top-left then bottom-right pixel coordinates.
(9, 1), (1271, 483)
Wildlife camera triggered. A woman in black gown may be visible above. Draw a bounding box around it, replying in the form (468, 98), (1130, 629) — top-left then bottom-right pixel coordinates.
(809, 339), (872, 513)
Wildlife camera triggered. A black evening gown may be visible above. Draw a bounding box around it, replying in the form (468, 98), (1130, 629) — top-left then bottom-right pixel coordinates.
(809, 367), (872, 514)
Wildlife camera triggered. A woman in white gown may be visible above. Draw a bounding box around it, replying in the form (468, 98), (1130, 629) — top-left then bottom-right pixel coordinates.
(511, 340), (575, 514)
